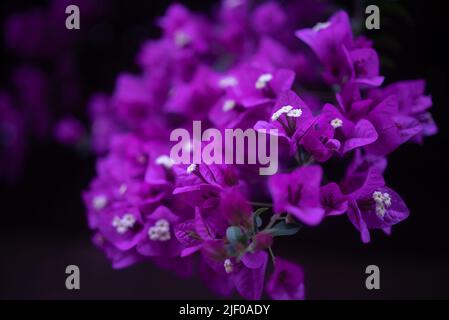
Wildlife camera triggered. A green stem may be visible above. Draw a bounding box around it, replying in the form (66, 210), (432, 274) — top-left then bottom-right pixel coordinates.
(265, 214), (285, 230)
(249, 201), (272, 207)
(268, 246), (276, 266)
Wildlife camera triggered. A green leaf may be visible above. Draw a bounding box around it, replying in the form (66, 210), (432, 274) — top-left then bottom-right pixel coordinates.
(266, 221), (301, 237)
(255, 215), (262, 228)
(226, 226), (245, 244)
(253, 207), (269, 216)
(252, 207), (268, 233)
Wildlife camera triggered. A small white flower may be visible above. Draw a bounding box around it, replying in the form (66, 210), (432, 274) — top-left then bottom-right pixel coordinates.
(373, 191), (383, 202)
(155, 219), (170, 229)
(174, 31), (190, 47)
(271, 105), (293, 121)
(158, 229), (171, 241)
(287, 108), (303, 118)
(112, 214), (136, 234)
(271, 112), (281, 121)
(219, 76), (238, 88)
(383, 193), (392, 207)
(116, 225), (128, 234)
(112, 216), (121, 228)
(121, 214), (136, 227)
(93, 195), (108, 210)
(222, 99), (236, 112)
(119, 184), (127, 195)
(373, 191), (392, 218)
(255, 73), (273, 89)
(148, 219), (171, 241)
(186, 163), (197, 174)
(224, 259), (233, 274)
(149, 227), (159, 240)
(280, 105), (293, 113)
(155, 155), (174, 169)
(330, 118), (343, 129)
(313, 21), (331, 32)
(376, 205), (386, 218)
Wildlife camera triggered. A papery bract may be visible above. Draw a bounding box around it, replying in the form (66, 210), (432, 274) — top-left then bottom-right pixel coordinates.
(269, 165), (324, 226)
(266, 258), (305, 300)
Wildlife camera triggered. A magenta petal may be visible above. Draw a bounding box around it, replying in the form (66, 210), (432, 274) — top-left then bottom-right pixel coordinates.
(175, 219), (200, 247)
(180, 245), (203, 257)
(254, 120), (286, 139)
(349, 167), (385, 200)
(233, 251), (268, 300)
(341, 119), (378, 153)
(320, 182), (348, 216)
(285, 204), (324, 226)
(173, 184), (221, 209)
(270, 69), (295, 94)
(195, 207), (214, 240)
(200, 258), (234, 297)
(241, 251), (267, 269)
(266, 258), (305, 300)
(347, 200), (371, 243)
(269, 165), (324, 226)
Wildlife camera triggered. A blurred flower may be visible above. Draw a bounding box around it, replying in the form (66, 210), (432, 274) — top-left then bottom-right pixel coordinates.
(266, 258), (305, 300)
(54, 116), (85, 145)
(0, 92), (26, 182)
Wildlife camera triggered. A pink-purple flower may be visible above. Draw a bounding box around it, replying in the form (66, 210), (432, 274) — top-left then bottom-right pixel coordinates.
(76, 0), (436, 300)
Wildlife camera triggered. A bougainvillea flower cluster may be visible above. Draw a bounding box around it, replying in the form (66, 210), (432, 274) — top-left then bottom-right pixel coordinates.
(83, 0), (436, 299)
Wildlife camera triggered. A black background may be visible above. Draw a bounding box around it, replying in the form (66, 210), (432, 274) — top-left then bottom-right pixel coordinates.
(1, 0), (448, 299)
